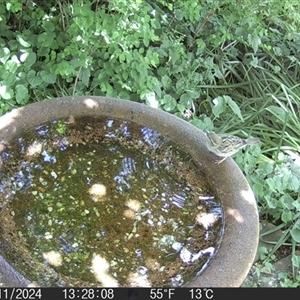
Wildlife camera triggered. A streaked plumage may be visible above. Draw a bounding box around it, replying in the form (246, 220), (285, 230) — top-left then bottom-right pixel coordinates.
(205, 131), (261, 164)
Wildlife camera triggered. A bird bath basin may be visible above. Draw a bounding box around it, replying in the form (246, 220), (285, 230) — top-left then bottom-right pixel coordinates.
(0, 96), (259, 287)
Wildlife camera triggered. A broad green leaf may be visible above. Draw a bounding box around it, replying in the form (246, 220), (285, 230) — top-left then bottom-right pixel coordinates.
(122, 71), (129, 81)
(38, 32), (47, 44)
(281, 211), (293, 223)
(225, 96), (244, 121)
(5, 60), (19, 73)
(23, 52), (37, 68)
(6, 1), (22, 12)
(38, 32), (54, 47)
(80, 68), (90, 87)
(152, 84), (161, 98)
(118, 91), (130, 99)
(292, 200), (300, 210)
(0, 85), (13, 99)
(279, 194), (294, 209)
(212, 96), (225, 117)
(118, 53), (126, 63)
(27, 70), (43, 87)
(176, 104), (187, 113)
(143, 38), (149, 47)
(250, 57), (259, 68)
(203, 116), (214, 128)
(42, 21), (56, 32)
(257, 161), (273, 176)
(169, 48), (180, 64)
(161, 95), (176, 111)
(16, 35), (31, 47)
(0, 48), (10, 64)
(290, 228), (300, 243)
(248, 34), (261, 53)
(179, 93), (191, 106)
(39, 70), (57, 84)
(15, 85), (29, 104)
(189, 119), (206, 129)
(100, 82), (113, 94)
(3, 73), (16, 87)
(266, 177), (283, 193)
(214, 67), (224, 79)
(149, 53), (159, 67)
(189, 117), (213, 131)
(253, 182), (264, 197)
(175, 78), (186, 91)
(55, 61), (76, 77)
(130, 69), (138, 80)
(264, 194), (278, 209)
(196, 38), (206, 50)
(291, 254), (300, 268)
(161, 75), (172, 89)
(267, 105), (287, 121)
(286, 174), (300, 192)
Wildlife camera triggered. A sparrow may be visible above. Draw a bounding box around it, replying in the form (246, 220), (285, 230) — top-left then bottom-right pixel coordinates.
(205, 131), (261, 164)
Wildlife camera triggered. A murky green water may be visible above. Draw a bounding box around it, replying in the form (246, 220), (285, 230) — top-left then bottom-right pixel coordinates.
(0, 117), (223, 287)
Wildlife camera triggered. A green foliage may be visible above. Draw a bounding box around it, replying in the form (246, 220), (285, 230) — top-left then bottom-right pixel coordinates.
(56, 120), (68, 135)
(1, 0), (300, 287)
(0, 0), (292, 113)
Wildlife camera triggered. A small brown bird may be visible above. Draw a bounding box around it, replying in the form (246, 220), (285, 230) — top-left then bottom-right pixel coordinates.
(205, 131), (261, 164)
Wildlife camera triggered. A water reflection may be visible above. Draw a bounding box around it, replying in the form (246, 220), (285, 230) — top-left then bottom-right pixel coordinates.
(141, 126), (168, 149)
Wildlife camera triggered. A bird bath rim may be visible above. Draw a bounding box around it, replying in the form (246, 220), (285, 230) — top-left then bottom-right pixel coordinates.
(0, 96), (259, 287)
